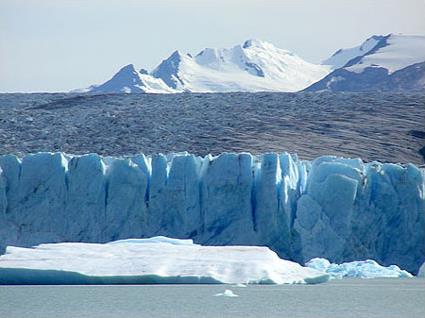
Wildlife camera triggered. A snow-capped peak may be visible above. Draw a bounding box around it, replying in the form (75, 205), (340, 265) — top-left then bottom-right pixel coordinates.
(84, 64), (175, 94)
(323, 34), (425, 74)
(150, 39), (330, 92)
(117, 63), (137, 74)
(151, 50), (194, 89)
(168, 50), (185, 60)
(242, 39), (274, 49)
(306, 34), (425, 92)
(345, 34), (425, 74)
(322, 35), (387, 69)
(108, 64), (140, 86)
(82, 39), (332, 94)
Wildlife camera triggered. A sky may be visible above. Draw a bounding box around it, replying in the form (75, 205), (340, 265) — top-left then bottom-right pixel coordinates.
(1, 0), (425, 92)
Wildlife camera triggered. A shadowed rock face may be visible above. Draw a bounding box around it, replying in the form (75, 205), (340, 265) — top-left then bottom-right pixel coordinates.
(0, 152), (424, 273)
(91, 64), (146, 93)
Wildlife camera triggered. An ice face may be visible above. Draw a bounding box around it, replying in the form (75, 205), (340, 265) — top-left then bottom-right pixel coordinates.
(0, 238), (328, 285)
(418, 262), (425, 277)
(0, 152), (424, 273)
(306, 258), (413, 279)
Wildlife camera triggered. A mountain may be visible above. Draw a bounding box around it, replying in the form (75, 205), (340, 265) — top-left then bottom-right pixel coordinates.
(306, 34), (425, 92)
(84, 64), (175, 94)
(322, 35), (386, 70)
(79, 35), (425, 94)
(151, 39), (330, 92)
(82, 39), (330, 94)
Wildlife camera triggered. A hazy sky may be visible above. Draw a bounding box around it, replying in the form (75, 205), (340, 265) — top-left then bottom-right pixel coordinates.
(1, 0), (425, 92)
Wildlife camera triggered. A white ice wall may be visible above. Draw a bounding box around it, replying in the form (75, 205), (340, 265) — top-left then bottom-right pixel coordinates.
(0, 152), (424, 273)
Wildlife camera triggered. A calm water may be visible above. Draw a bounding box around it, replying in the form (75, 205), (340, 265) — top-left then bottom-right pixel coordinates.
(1, 279), (424, 318)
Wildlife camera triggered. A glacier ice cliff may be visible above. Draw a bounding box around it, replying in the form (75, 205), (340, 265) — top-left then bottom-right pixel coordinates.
(0, 152), (424, 273)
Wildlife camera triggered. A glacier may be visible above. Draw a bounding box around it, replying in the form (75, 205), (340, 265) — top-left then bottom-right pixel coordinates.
(0, 237), (329, 285)
(0, 152), (424, 274)
(306, 258), (412, 279)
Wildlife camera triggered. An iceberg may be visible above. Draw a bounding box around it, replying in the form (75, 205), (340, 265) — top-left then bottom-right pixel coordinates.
(215, 290), (239, 297)
(306, 258), (413, 279)
(0, 152), (424, 274)
(0, 237), (329, 285)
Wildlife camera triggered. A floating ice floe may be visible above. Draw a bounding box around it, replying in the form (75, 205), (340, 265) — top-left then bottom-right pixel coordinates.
(215, 289), (239, 297)
(306, 258), (413, 279)
(0, 237), (329, 285)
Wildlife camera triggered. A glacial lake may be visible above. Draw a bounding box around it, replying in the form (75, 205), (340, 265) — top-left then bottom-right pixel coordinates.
(1, 279), (424, 318)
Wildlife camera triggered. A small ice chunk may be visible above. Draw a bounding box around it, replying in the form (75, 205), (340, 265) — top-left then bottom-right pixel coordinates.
(215, 289), (239, 297)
